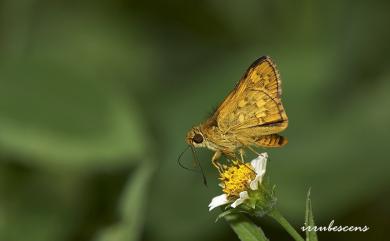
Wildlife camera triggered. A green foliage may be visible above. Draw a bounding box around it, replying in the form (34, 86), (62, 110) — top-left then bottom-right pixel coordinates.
(95, 161), (155, 241)
(305, 190), (318, 241)
(225, 214), (269, 241)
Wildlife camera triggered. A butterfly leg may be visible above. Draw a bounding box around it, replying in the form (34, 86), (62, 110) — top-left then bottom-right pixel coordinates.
(237, 139), (262, 158)
(236, 147), (257, 174)
(211, 151), (224, 173)
(239, 148), (245, 163)
(246, 145), (260, 156)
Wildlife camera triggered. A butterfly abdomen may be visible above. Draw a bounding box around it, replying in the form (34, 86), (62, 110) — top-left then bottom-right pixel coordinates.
(256, 134), (287, 147)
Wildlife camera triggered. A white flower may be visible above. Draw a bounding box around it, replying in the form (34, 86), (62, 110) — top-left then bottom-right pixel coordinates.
(208, 153), (268, 211)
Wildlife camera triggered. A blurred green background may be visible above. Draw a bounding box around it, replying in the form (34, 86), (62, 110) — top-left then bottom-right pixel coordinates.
(0, 0), (389, 241)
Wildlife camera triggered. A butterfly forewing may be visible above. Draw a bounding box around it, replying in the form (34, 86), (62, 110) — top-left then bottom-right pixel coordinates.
(215, 56), (288, 134)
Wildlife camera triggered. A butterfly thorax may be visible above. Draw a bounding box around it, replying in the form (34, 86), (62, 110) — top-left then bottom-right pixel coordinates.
(199, 123), (239, 157)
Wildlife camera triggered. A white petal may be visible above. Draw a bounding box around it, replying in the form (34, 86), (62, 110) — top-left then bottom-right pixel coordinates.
(249, 153), (268, 190)
(231, 191), (249, 208)
(208, 194), (230, 211)
(250, 153), (268, 175)
(250, 174), (263, 190)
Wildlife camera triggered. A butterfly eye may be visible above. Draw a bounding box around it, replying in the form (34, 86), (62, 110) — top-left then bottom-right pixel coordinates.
(193, 134), (203, 144)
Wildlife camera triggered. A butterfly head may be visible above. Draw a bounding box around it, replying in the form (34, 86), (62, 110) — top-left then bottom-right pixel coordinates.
(186, 127), (206, 148)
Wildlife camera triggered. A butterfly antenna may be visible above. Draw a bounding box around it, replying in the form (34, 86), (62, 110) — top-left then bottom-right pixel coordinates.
(190, 146), (208, 186)
(177, 145), (198, 172)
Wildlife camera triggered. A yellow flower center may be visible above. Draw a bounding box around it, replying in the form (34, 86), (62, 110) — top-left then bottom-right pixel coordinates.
(220, 162), (256, 198)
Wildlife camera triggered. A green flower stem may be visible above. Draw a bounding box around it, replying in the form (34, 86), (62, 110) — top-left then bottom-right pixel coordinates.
(267, 209), (304, 241)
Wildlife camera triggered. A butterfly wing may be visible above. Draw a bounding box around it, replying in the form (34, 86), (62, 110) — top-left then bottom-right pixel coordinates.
(214, 56), (288, 136)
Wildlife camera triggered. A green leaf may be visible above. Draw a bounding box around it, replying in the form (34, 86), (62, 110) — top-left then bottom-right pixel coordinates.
(304, 189), (318, 241)
(95, 161), (155, 241)
(216, 208), (250, 223)
(224, 213), (269, 241)
(216, 209), (236, 222)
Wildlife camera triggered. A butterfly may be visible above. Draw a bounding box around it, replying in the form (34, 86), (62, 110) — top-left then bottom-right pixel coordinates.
(185, 56), (288, 171)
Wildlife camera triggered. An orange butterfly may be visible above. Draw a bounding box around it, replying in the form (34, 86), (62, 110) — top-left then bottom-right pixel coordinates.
(186, 56), (288, 171)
